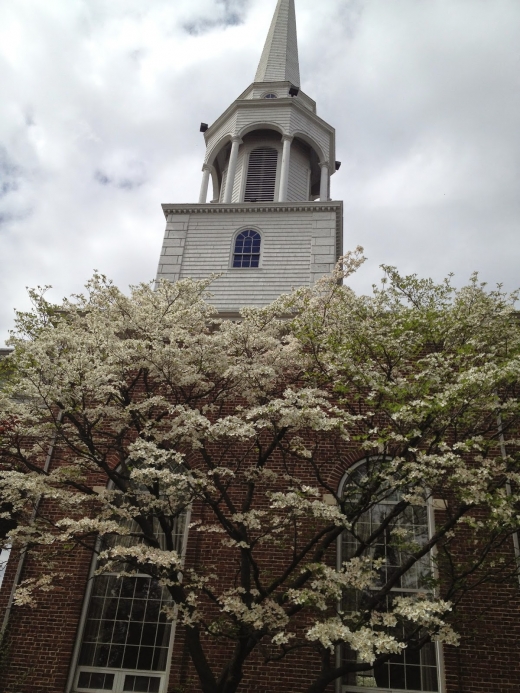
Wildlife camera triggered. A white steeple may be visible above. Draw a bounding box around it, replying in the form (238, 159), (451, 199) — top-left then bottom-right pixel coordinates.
(156, 0), (343, 315)
(255, 0), (301, 87)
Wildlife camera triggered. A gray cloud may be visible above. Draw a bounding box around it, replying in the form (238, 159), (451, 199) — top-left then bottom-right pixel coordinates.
(0, 149), (21, 199)
(1, 0), (520, 345)
(183, 0), (250, 35)
(94, 159), (147, 190)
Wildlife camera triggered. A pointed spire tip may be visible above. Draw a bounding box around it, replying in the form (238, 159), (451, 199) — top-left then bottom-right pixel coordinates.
(255, 0), (300, 87)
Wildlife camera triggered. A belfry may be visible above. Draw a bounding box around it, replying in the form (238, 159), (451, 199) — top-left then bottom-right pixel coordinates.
(156, 0), (343, 313)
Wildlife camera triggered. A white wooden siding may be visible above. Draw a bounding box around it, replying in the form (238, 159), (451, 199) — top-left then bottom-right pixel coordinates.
(204, 102), (333, 170)
(235, 105), (291, 135)
(290, 108), (330, 162)
(287, 141), (310, 201)
(205, 113), (237, 163)
(219, 169), (228, 203)
(244, 87), (316, 113)
(156, 206), (341, 312)
(231, 149), (246, 202)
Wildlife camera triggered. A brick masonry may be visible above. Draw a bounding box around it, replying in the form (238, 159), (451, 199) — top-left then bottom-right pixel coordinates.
(1, 436), (519, 693)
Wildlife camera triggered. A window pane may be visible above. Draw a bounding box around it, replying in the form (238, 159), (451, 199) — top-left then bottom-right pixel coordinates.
(78, 672), (115, 690)
(341, 459), (439, 692)
(142, 623), (157, 645)
(123, 645), (139, 669)
(138, 647), (154, 670)
(124, 675), (161, 693)
(152, 647), (168, 671)
(233, 231), (261, 269)
(79, 643), (96, 667)
(76, 513), (185, 690)
(93, 645), (110, 668)
(406, 664), (422, 690)
(108, 644), (124, 667)
(79, 570), (173, 680)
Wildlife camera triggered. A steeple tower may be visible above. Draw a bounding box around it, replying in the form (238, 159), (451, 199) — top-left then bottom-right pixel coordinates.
(156, 0), (343, 315)
(255, 0), (300, 86)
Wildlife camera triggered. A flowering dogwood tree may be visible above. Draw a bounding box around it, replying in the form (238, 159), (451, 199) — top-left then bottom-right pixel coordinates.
(1, 249), (520, 693)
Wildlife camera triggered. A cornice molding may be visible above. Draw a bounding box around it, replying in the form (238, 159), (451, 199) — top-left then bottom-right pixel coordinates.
(162, 201), (343, 217)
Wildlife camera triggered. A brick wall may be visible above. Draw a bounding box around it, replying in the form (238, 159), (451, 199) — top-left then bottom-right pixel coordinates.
(1, 440), (519, 693)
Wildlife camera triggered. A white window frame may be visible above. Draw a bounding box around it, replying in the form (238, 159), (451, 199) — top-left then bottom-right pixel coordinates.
(0, 545), (11, 590)
(336, 457), (446, 693)
(74, 668), (164, 693)
(66, 494), (191, 693)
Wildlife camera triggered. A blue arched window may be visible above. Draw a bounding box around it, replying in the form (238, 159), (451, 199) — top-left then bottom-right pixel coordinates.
(233, 230), (261, 268)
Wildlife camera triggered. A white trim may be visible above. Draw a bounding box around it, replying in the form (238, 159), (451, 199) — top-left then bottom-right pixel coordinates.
(342, 687), (438, 693)
(66, 478), (192, 693)
(0, 546), (11, 590)
(74, 668), (163, 693)
(336, 456), (445, 693)
(497, 412), (520, 583)
(66, 536), (100, 693)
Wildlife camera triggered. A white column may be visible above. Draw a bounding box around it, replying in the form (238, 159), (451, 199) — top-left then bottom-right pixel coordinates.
(278, 135), (293, 202)
(198, 165), (211, 204)
(319, 162), (329, 201)
(223, 136), (242, 204)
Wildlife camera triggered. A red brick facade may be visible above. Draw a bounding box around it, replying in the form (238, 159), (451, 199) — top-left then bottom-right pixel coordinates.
(1, 452), (520, 693)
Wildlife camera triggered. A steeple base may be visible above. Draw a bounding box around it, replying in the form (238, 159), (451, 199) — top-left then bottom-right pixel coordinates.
(156, 201), (343, 313)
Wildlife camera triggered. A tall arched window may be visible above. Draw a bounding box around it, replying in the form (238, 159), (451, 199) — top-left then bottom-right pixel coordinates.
(244, 146), (278, 202)
(339, 458), (440, 693)
(73, 499), (187, 693)
(233, 230), (261, 268)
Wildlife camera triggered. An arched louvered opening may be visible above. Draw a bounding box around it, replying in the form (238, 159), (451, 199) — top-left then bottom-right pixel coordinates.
(244, 147), (278, 202)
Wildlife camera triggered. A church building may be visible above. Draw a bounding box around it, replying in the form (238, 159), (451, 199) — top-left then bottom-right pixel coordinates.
(1, 3), (519, 693)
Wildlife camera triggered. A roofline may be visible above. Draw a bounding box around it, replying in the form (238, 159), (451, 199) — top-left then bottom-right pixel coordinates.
(162, 200), (342, 216)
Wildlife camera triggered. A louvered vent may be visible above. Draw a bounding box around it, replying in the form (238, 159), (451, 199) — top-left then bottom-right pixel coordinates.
(244, 147), (278, 202)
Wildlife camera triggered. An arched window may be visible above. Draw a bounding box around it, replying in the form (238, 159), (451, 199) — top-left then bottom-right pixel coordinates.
(339, 458), (440, 693)
(263, 93), (278, 99)
(244, 146), (278, 202)
(233, 230), (261, 268)
(73, 488), (188, 693)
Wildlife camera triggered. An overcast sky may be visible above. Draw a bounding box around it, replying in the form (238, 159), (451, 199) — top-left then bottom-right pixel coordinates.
(1, 0), (520, 345)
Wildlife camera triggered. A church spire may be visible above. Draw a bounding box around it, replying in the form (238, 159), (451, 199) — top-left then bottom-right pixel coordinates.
(254, 0), (300, 87)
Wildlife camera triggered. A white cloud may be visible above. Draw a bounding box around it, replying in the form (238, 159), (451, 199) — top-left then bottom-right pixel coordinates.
(1, 0), (520, 344)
